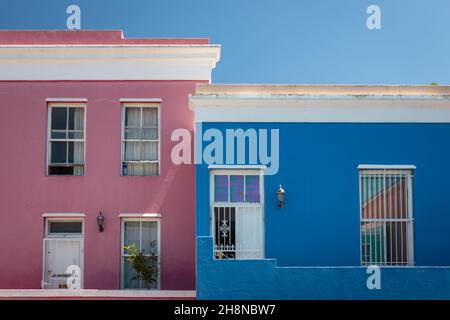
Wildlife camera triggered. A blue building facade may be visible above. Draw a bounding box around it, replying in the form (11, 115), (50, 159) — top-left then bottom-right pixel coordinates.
(190, 85), (450, 299)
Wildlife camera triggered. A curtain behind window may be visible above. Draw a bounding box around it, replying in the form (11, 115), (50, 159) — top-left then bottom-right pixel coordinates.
(73, 108), (84, 176)
(124, 107), (159, 176)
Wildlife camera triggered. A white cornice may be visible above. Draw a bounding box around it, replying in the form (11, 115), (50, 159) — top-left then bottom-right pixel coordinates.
(190, 95), (450, 123)
(0, 45), (220, 81)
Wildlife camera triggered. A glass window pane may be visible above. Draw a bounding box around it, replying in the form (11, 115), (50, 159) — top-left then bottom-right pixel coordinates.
(143, 162), (159, 176)
(141, 221), (158, 254)
(125, 107), (141, 127)
(214, 175), (228, 202)
(124, 128), (141, 140)
(124, 221), (140, 251)
(141, 128), (158, 140)
(142, 108), (158, 127)
(51, 108), (67, 130)
(245, 175), (260, 203)
(123, 258), (141, 289)
(51, 130), (66, 139)
(51, 142), (67, 163)
(68, 142), (74, 163)
(49, 221), (82, 234)
(68, 131), (84, 139)
(124, 141), (141, 161)
(142, 141), (158, 161)
(230, 175), (244, 202)
(68, 108), (75, 130)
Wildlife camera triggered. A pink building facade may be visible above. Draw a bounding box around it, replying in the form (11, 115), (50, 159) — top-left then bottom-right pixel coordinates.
(0, 30), (220, 290)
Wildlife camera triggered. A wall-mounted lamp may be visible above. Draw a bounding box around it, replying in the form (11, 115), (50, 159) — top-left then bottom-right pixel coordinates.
(277, 185), (285, 208)
(96, 211), (105, 232)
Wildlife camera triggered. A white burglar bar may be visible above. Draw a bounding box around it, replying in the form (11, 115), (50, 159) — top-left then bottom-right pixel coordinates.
(359, 167), (414, 266)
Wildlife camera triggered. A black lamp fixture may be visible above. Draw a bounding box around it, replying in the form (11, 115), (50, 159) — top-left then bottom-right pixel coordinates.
(96, 211), (105, 232)
(277, 185), (285, 208)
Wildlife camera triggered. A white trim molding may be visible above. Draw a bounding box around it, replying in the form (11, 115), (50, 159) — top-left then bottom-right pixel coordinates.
(118, 213), (162, 218)
(208, 164), (266, 170)
(46, 98), (88, 102)
(190, 85), (450, 123)
(42, 213), (86, 218)
(0, 45), (220, 81)
(358, 165), (416, 170)
(119, 98), (162, 103)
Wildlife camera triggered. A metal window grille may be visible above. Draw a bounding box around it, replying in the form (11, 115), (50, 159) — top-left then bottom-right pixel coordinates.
(359, 168), (414, 266)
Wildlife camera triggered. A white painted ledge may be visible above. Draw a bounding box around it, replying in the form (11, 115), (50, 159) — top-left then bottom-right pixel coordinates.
(46, 98), (88, 102)
(358, 165), (416, 170)
(42, 213), (86, 218)
(119, 213), (162, 218)
(0, 290), (195, 299)
(208, 164), (266, 170)
(120, 98), (162, 103)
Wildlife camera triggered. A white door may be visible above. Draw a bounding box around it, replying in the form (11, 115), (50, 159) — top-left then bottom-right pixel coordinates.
(235, 206), (263, 259)
(44, 238), (83, 289)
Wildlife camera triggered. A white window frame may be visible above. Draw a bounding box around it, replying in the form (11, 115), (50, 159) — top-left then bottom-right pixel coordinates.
(209, 168), (265, 260)
(42, 217), (84, 289)
(121, 102), (161, 176)
(46, 102), (86, 176)
(358, 165), (415, 266)
(120, 218), (161, 289)
(45, 218), (84, 238)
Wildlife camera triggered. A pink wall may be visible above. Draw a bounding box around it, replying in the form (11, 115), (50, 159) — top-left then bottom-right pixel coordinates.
(0, 30), (209, 45)
(0, 80), (203, 289)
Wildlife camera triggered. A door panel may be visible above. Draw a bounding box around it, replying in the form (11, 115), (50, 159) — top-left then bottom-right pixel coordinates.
(44, 238), (82, 289)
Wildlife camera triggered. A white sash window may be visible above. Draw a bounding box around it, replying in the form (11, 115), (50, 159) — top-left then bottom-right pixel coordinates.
(121, 103), (160, 176)
(47, 103), (85, 176)
(120, 219), (160, 289)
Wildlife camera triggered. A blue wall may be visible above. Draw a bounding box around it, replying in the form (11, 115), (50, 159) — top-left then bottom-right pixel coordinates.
(196, 123), (450, 267)
(197, 237), (450, 300)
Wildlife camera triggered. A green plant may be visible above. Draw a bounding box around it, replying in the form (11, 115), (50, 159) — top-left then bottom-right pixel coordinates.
(430, 82), (439, 86)
(123, 243), (159, 289)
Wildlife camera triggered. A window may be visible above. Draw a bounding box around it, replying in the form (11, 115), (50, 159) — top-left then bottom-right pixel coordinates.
(211, 170), (263, 260)
(45, 219), (83, 237)
(47, 104), (85, 175)
(121, 219), (160, 289)
(121, 104), (160, 176)
(359, 167), (414, 266)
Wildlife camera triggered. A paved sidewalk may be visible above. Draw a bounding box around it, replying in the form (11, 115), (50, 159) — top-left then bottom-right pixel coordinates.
(0, 289), (196, 300)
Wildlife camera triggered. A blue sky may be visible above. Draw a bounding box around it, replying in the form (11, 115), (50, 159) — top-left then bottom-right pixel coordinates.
(0, 0), (448, 84)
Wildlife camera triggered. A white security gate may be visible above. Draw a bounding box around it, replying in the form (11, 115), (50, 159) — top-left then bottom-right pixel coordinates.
(43, 238), (83, 289)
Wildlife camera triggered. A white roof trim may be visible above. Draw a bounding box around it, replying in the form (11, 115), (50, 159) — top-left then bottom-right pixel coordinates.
(358, 165), (416, 170)
(0, 45), (220, 81)
(42, 213), (86, 218)
(208, 165), (266, 170)
(191, 98), (450, 123)
(46, 98), (88, 102)
(191, 94), (450, 102)
(119, 213), (162, 218)
(120, 98), (162, 103)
